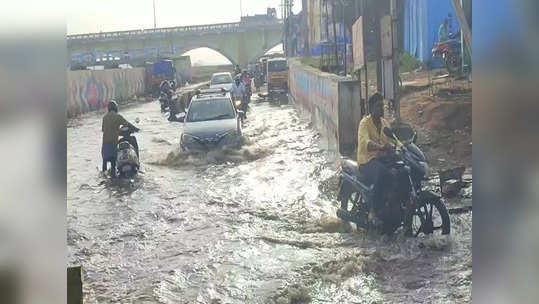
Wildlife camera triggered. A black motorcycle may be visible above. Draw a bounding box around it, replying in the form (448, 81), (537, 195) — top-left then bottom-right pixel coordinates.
(336, 128), (450, 236)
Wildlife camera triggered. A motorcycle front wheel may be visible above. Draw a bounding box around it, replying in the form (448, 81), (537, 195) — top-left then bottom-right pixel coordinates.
(409, 199), (451, 237)
(337, 183), (368, 230)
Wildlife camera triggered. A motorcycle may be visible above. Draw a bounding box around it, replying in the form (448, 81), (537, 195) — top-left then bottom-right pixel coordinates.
(336, 128), (450, 236)
(168, 95), (186, 122)
(116, 125), (140, 178)
(432, 31), (462, 75)
(234, 96), (248, 124)
(159, 92), (170, 112)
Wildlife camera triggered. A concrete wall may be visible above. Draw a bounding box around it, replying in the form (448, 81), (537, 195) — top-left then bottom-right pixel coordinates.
(67, 68), (145, 117)
(288, 58), (362, 155)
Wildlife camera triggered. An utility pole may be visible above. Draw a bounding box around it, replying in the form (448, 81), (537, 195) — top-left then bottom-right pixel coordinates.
(153, 0), (157, 29)
(240, 0), (243, 18)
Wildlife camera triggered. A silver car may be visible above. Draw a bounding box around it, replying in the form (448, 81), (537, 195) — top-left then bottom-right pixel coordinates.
(179, 91), (243, 152)
(209, 72), (234, 91)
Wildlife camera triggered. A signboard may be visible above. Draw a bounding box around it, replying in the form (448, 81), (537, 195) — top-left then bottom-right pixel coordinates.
(352, 16), (364, 70)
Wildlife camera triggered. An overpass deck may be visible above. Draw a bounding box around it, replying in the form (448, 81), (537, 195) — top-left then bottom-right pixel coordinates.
(67, 20), (283, 43)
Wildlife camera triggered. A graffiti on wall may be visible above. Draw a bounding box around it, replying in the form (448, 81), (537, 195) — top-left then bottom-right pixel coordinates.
(289, 63), (338, 126)
(67, 68), (145, 117)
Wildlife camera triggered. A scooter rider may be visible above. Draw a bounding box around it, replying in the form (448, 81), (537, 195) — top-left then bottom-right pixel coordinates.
(356, 93), (395, 223)
(102, 101), (140, 177)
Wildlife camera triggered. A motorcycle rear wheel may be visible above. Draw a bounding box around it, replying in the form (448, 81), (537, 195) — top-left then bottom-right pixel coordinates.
(409, 199), (451, 237)
(445, 53), (461, 75)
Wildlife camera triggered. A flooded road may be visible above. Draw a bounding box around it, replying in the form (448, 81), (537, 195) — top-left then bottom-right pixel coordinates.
(68, 95), (471, 303)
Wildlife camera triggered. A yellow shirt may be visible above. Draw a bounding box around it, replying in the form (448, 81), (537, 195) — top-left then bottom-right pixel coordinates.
(357, 115), (392, 166)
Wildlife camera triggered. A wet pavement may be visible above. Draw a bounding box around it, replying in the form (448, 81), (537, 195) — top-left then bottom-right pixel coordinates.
(68, 93), (472, 303)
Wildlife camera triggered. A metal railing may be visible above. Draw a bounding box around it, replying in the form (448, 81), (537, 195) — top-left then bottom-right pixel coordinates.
(67, 20), (283, 42)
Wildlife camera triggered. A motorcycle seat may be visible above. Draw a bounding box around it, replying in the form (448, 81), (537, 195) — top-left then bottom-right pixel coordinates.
(342, 159), (371, 185)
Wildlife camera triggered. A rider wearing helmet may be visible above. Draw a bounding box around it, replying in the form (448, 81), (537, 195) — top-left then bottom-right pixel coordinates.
(102, 101), (139, 177)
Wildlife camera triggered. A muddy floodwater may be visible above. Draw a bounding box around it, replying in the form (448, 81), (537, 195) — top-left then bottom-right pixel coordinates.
(68, 95), (472, 303)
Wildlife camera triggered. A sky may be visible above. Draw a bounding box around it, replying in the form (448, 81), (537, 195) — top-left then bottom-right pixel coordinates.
(66, 0), (301, 65)
(66, 0), (301, 34)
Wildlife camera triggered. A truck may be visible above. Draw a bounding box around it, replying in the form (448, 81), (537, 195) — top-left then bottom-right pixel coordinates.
(266, 57), (288, 100)
(172, 56), (192, 86)
(145, 60), (176, 97)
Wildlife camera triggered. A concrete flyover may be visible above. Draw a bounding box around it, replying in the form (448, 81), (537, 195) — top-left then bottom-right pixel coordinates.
(67, 20), (284, 69)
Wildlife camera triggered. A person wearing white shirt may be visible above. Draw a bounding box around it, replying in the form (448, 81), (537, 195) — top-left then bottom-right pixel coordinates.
(231, 77), (245, 101)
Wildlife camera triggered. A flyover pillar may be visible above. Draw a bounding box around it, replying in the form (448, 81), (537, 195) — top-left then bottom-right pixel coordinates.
(237, 32), (248, 67)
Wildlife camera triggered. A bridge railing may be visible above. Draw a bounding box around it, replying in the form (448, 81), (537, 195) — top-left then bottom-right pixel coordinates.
(67, 20), (282, 42)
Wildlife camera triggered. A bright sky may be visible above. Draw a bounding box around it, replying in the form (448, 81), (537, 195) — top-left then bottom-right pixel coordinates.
(66, 0), (301, 34)
(66, 0), (300, 65)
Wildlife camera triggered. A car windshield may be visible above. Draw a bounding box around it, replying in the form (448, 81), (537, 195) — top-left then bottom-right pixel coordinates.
(186, 98), (236, 122)
(211, 75), (233, 85)
(268, 60), (287, 72)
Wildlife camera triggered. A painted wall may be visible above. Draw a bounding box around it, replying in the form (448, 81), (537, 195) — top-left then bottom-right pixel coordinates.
(288, 58), (362, 155)
(67, 68), (145, 117)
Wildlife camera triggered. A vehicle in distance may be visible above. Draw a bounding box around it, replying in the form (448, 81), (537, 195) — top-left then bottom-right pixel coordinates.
(209, 72), (234, 91)
(266, 57), (288, 99)
(179, 89), (244, 152)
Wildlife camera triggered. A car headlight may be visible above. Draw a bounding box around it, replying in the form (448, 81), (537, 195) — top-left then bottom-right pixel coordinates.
(181, 133), (198, 145)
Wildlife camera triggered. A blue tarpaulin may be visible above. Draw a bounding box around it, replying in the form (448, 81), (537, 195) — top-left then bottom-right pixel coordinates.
(404, 0), (461, 64)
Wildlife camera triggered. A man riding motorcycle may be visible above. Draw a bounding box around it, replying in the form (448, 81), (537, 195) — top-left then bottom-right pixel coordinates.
(231, 77), (247, 118)
(102, 101), (139, 177)
(357, 93), (395, 224)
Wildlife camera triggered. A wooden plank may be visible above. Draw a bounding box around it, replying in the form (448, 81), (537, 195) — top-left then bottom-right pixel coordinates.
(451, 0), (472, 55)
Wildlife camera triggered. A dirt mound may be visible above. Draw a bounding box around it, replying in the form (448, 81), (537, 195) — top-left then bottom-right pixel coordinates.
(402, 92), (471, 133)
(399, 79), (472, 169)
(422, 101), (472, 132)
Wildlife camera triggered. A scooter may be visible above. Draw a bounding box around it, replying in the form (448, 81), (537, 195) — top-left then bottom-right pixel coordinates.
(116, 125), (140, 178)
(336, 128), (450, 236)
